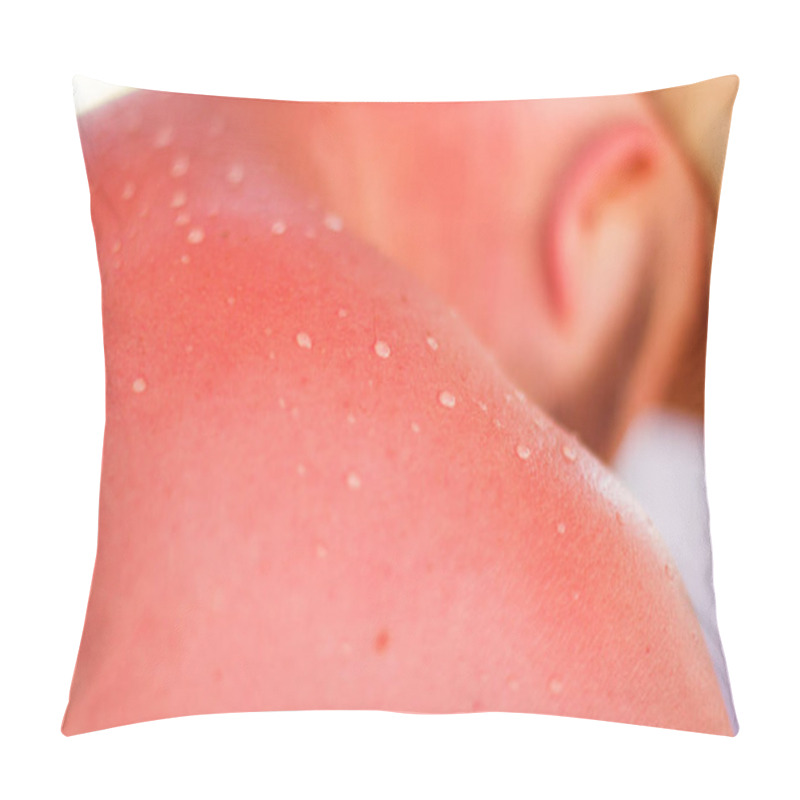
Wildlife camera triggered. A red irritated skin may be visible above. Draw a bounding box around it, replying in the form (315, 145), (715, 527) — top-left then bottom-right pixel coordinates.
(62, 90), (732, 736)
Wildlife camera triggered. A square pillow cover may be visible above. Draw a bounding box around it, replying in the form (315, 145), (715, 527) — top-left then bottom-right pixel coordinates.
(62, 75), (738, 736)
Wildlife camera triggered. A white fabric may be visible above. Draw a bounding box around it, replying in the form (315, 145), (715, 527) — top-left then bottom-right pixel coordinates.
(613, 410), (738, 733)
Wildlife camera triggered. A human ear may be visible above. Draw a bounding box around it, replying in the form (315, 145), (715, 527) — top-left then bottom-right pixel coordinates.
(543, 123), (660, 342)
(541, 119), (706, 454)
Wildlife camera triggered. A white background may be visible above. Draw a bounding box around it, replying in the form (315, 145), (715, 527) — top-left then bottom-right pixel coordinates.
(2, 1), (798, 797)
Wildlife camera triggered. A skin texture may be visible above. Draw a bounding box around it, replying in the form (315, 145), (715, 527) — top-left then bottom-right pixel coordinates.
(61, 89), (732, 736)
(224, 94), (713, 460)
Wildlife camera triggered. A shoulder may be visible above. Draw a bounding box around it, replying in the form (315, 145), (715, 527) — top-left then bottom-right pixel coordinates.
(64, 90), (731, 736)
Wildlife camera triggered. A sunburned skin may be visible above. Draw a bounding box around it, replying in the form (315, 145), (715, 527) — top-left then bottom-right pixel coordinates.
(61, 90), (732, 736)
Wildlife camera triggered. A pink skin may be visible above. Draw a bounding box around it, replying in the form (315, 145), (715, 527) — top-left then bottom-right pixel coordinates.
(225, 94), (710, 459)
(61, 90), (731, 735)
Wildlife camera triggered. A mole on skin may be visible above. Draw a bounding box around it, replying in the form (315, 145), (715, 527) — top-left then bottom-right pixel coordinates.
(374, 629), (390, 654)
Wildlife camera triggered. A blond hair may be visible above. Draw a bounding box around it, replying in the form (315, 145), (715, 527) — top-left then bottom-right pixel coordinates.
(644, 76), (739, 416)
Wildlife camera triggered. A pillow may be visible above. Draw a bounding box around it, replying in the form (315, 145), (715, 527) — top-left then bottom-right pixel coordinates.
(62, 75), (738, 736)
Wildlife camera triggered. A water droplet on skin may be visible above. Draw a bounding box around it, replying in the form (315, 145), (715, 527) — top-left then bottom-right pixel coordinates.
(346, 412), (357, 425)
(323, 212), (343, 231)
(315, 543), (327, 558)
(180, 254), (191, 264)
(426, 335), (439, 351)
(154, 126), (174, 148)
(337, 308), (348, 319)
(187, 228), (205, 244)
(170, 190), (187, 208)
(297, 464), (307, 477)
(346, 472), (361, 490)
(374, 340), (391, 359)
(557, 522), (566, 535)
(171, 156), (190, 177)
(296, 331), (312, 349)
(549, 678), (564, 695)
(132, 377), (147, 393)
(572, 590), (580, 601)
(411, 422), (421, 434)
(278, 397), (286, 410)
(271, 220), (286, 235)
(476, 400), (488, 413)
(439, 391), (456, 409)
(505, 393), (513, 403)
(562, 444), (577, 462)
(121, 182), (136, 200)
(227, 164), (244, 184)
(664, 563), (674, 580)
(493, 418), (504, 429)
(514, 388), (526, 402)
(516, 444), (531, 460)
(175, 212), (191, 226)
(111, 240), (122, 254)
